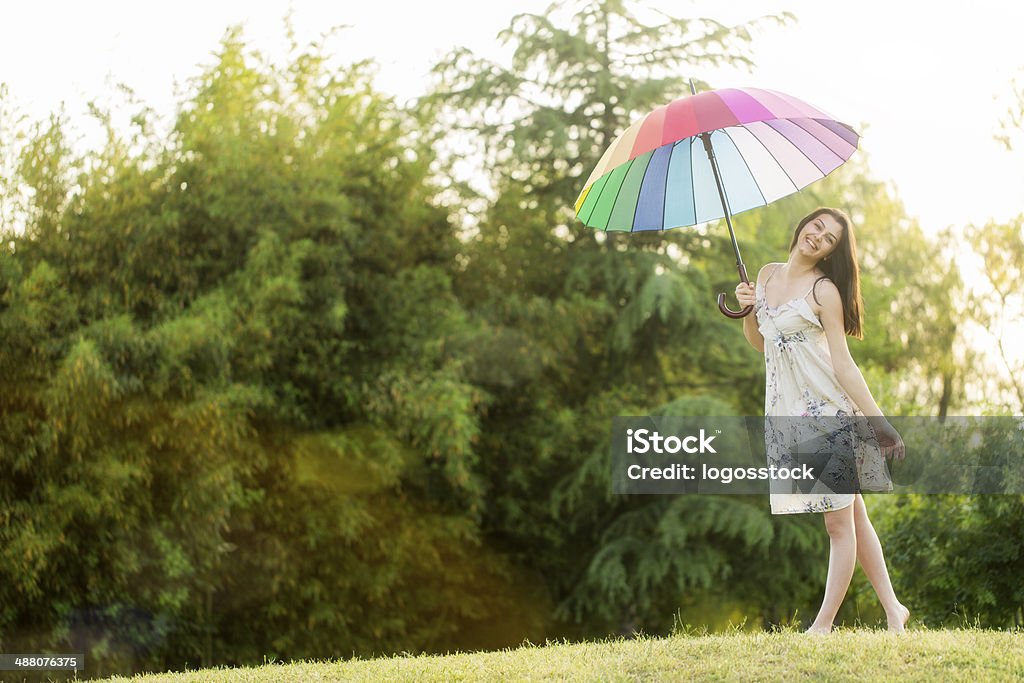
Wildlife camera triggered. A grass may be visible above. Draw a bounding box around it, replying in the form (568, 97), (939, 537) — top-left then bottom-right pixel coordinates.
(95, 628), (1024, 682)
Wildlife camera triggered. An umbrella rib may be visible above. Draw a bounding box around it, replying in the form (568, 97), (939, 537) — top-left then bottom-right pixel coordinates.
(580, 171), (613, 227)
(660, 145), (670, 232)
(741, 122), (800, 195)
(631, 152), (654, 233)
(664, 140), (684, 231)
(721, 127), (768, 208)
(605, 157), (637, 232)
(767, 119), (827, 181)
(791, 118), (847, 164)
(688, 137), (697, 229)
(713, 130), (736, 219)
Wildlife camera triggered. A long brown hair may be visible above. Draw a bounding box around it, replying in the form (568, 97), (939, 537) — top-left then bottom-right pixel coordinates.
(788, 207), (864, 338)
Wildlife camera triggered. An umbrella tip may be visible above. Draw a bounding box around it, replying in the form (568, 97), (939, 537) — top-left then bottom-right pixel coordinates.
(689, 79), (697, 95)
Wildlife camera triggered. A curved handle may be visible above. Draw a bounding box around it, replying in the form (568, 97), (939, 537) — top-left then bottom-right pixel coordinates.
(717, 262), (754, 319)
(718, 293), (753, 318)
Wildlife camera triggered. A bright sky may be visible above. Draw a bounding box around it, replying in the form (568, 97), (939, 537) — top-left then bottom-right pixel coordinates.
(3, 1), (1022, 237)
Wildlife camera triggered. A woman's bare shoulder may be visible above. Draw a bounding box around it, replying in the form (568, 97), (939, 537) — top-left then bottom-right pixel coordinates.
(755, 262), (783, 285)
(811, 276), (841, 309)
(812, 275), (840, 295)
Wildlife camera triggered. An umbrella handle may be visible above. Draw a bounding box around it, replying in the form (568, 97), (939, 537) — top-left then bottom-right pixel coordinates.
(718, 294), (753, 318)
(717, 264), (754, 319)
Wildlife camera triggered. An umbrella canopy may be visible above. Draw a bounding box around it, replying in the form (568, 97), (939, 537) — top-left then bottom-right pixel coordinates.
(575, 87), (859, 232)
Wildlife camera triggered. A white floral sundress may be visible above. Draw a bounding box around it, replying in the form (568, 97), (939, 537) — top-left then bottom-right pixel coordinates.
(755, 265), (892, 514)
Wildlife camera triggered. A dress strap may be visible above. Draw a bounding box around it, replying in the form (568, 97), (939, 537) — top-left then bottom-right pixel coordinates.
(764, 263), (782, 286)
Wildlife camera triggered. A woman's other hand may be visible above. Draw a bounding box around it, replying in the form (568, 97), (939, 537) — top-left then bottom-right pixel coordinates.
(874, 420), (906, 461)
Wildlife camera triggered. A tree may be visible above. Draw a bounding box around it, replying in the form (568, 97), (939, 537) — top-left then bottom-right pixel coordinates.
(1, 26), (534, 676)
(964, 218), (1024, 413)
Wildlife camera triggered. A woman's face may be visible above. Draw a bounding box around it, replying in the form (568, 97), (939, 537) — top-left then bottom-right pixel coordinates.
(796, 213), (843, 262)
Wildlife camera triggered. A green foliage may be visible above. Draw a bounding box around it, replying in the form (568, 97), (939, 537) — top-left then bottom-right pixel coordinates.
(1, 24), (511, 678)
(876, 494), (1024, 628)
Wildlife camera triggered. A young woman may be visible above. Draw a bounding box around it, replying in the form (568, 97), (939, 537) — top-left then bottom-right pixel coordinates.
(734, 207), (910, 634)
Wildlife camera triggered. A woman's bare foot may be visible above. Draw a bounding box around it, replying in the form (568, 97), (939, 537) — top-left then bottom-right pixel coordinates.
(886, 604), (910, 633)
(805, 623), (832, 635)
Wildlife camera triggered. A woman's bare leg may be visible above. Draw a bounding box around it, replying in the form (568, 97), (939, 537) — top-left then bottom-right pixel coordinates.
(807, 501), (857, 634)
(853, 494), (910, 632)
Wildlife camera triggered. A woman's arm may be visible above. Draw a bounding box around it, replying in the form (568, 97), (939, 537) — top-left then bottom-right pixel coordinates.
(817, 280), (905, 459)
(736, 264), (775, 353)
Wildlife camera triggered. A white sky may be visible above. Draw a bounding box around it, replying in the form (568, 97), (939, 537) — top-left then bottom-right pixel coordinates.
(2, 1), (1022, 237)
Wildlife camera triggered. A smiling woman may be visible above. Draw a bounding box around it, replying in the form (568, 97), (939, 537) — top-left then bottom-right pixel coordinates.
(734, 206), (910, 635)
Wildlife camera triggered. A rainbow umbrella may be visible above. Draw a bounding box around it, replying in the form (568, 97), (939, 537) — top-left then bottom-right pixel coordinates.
(574, 83), (859, 317)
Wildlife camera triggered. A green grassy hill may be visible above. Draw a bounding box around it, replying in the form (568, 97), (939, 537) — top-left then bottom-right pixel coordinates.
(93, 628), (1024, 682)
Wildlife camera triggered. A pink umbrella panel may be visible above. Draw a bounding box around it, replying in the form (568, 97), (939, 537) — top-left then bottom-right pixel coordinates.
(574, 87), (860, 232)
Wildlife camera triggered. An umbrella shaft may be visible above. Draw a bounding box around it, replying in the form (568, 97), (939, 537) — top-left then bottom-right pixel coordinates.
(700, 132), (747, 279)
